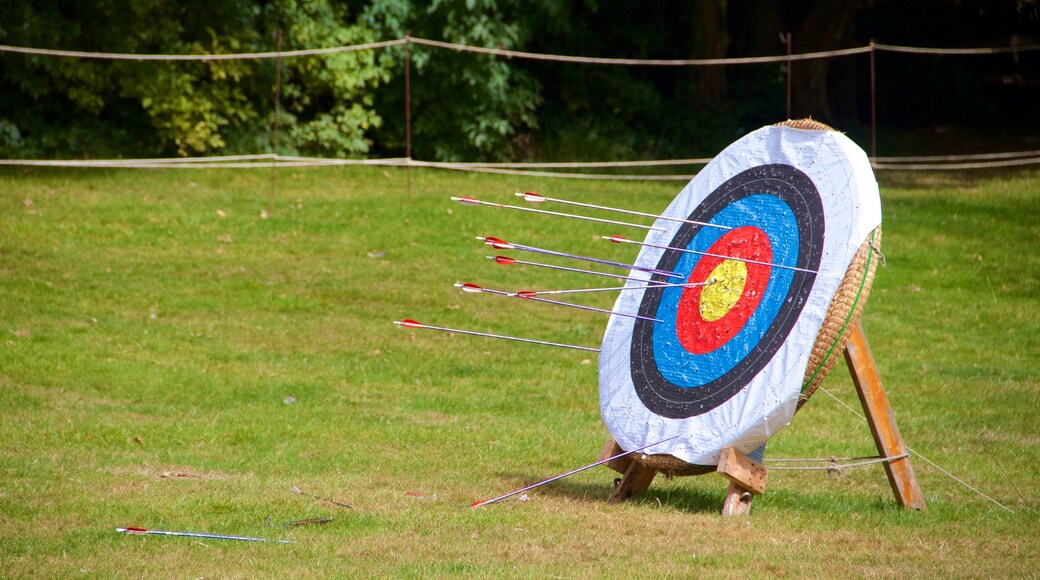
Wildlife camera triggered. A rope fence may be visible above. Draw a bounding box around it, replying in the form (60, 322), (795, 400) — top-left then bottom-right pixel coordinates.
(2, 36), (1039, 178)
(3, 37), (1037, 62)
(765, 453), (910, 472)
(3, 152), (1038, 179)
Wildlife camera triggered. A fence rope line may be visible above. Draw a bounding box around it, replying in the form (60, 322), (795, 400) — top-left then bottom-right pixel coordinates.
(411, 158), (716, 168)
(872, 157), (1040, 170)
(2, 37), (1038, 64)
(0, 39), (407, 61)
(875, 150), (1040, 162)
(765, 453), (909, 472)
(408, 162), (695, 180)
(4, 153), (1040, 177)
(874, 42), (1040, 55)
(409, 36), (873, 65)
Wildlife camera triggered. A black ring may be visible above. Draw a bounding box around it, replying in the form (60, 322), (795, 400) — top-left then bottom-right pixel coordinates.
(629, 164), (825, 419)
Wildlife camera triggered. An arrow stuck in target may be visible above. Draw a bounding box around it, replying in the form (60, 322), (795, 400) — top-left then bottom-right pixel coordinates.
(507, 280), (712, 297)
(452, 195), (666, 232)
(393, 319), (600, 352)
(453, 282), (665, 323)
(605, 235), (819, 275)
(488, 255), (651, 283)
(477, 236), (683, 279)
(516, 191), (730, 231)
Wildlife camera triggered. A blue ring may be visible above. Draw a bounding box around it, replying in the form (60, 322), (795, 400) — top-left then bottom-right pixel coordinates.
(629, 164), (825, 419)
(652, 194), (799, 387)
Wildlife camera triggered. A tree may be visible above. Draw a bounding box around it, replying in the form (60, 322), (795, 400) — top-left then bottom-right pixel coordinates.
(361, 0), (545, 161)
(0, 0), (393, 158)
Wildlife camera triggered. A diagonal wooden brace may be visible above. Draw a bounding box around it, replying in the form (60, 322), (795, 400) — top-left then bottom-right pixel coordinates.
(844, 322), (927, 511)
(599, 438), (659, 503)
(717, 447), (768, 516)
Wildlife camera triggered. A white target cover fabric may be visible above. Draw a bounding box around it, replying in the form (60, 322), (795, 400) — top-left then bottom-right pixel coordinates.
(599, 124), (881, 465)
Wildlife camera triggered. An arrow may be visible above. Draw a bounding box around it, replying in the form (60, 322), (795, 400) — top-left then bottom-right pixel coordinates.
(470, 434), (681, 508)
(116, 527), (293, 544)
(510, 279), (712, 297)
(454, 282), (664, 323)
(516, 191), (730, 231)
(604, 235), (819, 275)
(487, 255), (652, 284)
(452, 196), (665, 231)
(290, 485), (353, 510)
(393, 319), (599, 352)
(477, 236), (683, 279)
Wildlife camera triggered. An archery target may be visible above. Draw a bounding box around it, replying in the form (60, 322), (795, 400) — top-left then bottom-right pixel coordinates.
(599, 124), (881, 465)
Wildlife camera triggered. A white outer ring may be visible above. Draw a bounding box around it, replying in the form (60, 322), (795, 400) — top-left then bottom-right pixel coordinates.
(598, 125), (881, 464)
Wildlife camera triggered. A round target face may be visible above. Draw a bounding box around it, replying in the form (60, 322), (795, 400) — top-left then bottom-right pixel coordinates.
(631, 164), (824, 419)
(599, 124), (882, 465)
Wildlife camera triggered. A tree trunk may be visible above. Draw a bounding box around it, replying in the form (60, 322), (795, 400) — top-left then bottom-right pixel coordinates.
(692, 0), (728, 103)
(790, 1), (858, 122)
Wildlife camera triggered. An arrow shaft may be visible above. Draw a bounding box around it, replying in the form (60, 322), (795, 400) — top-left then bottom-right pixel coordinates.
(459, 282), (663, 323)
(488, 256), (651, 283)
(482, 237), (681, 279)
(605, 236), (819, 275)
(471, 435), (680, 508)
(517, 192), (729, 230)
(520, 294), (664, 323)
(393, 320), (599, 352)
(453, 196), (665, 231)
(526, 280), (711, 296)
(117, 528), (292, 544)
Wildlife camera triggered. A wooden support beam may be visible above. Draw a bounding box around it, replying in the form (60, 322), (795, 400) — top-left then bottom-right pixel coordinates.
(717, 447), (768, 516)
(598, 438), (633, 476)
(844, 322), (927, 511)
(608, 460), (657, 504)
(717, 447), (768, 495)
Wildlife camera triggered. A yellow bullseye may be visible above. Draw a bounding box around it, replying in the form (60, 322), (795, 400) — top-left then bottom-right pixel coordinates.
(700, 259), (748, 322)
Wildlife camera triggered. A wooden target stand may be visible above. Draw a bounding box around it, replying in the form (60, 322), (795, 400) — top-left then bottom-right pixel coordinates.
(599, 322), (927, 515)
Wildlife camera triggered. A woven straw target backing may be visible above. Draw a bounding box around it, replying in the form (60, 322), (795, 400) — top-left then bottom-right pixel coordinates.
(799, 226), (881, 407)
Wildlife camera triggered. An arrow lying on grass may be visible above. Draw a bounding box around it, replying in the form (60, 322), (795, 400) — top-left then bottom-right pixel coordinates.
(116, 527), (293, 544)
(470, 435), (680, 508)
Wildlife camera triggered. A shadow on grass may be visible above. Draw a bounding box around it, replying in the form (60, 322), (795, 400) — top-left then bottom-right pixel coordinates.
(490, 470), (725, 514)
(486, 468), (930, 517)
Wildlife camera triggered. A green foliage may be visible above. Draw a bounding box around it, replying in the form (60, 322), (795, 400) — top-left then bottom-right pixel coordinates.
(0, 0), (392, 158)
(1, 1), (1037, 161)
(273, 1), (391, 157)
(363, 0), (545, 161)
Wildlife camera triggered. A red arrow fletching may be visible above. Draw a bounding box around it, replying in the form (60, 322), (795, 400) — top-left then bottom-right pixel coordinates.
(455, 196), (481, 206)
(482, 236), (514, 250)
(493, 256), (517, 265)
(515, 291), (536, 299)
(399, 319), (424, 329)
(520, 191), (545, 203)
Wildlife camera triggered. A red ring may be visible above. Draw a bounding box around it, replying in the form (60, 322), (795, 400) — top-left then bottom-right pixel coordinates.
(676, 226), (772, 354)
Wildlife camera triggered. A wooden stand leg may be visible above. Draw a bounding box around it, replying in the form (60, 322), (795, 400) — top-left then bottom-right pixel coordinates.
(608, 460), (658, 504)
(844, 322), (927, 511)
(600, 438), (658, 503)
(717, 447), (768, 516)
(598, 438), (633, 476)
(721, 482), (755, 516)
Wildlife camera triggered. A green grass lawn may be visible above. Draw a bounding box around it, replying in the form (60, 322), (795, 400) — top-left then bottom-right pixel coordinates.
(1, 165), (1038, 576)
